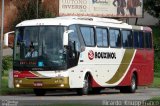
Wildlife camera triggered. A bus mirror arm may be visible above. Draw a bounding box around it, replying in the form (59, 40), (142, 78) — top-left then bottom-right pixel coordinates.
(4, 31), (15, 48)
(63, 30), (74, 46)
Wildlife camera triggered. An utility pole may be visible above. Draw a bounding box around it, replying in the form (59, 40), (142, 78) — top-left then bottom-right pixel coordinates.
(0, 0), (5, 89)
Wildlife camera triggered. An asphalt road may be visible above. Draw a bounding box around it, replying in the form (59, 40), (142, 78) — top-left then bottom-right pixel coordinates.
(0, 87), (160, 106)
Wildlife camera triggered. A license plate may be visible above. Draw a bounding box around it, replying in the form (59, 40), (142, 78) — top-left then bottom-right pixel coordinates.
(33, 81), (43, 87)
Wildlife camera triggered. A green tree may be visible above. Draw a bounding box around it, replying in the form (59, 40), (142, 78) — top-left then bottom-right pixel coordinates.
(144, 0), (160, 24)
(144, 1), (160, 72)
(12, 0), (54, 30)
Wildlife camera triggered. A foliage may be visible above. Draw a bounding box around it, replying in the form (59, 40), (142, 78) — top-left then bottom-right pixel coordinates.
(152, 27), (160, 72)
(11, 0), (54, 30)
(2, 56), (13, 72)
(150, 76), (160, 88)
(150, 96), (160, 101)
(144, 0), (160, 24)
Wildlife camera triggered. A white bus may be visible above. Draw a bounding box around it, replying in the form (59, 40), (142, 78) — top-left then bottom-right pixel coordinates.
(6, 16), (154, 96)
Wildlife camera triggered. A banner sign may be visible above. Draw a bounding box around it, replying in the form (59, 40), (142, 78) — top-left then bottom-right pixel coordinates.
(59, 0), (143, 17)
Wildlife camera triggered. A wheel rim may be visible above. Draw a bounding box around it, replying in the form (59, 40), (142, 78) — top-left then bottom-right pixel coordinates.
(131, 76), (136, 90)
(83, 76), (89, 94)
(83, 79), (89, 90)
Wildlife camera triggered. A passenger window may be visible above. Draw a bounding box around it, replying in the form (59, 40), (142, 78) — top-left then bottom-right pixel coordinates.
(133, 31), (139, 48)
(122, 30), (133, 48)
(145, 32), (152, 48)
(134, 31), (144, 48)
(109, 29), (121, 48)
(80, 26), (95, 46)
(139, 32), (144, 48)
(96, 28), (108, 47)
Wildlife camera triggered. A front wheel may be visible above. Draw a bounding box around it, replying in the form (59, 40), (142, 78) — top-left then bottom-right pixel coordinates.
(77, 75), (91, 95)
(120, 74), (137, 93)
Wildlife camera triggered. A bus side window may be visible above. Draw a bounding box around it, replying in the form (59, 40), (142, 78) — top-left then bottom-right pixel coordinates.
(139, 32), (144, 48)
(133, 31), (139, 48)
(96, 28), (109, 47)
(145, 32), (152, 49)
(122, 30), (133, 48)
(69, 25), (81, 52)
(109, 28), (121, 48)
(80, 26), (95, 47)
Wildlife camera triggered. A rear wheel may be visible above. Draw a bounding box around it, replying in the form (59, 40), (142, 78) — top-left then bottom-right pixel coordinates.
(130, 74), (137, 93)
(77, 74), (91, 95)
(34, 89), (46, 96)
(120, 74), (137, 93)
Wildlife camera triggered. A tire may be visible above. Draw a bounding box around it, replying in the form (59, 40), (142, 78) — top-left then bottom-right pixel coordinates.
(129, 74), (137, 93)
(34, 89), (46, 96)
(120, 74), (137, 93)
(77, 74), (91, 95)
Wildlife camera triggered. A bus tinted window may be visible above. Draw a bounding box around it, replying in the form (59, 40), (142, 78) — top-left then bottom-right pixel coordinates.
(139, 32), (144, 48)
(145, 32), (152, 48)
(122, 30), (133, 48)
(109, 29), (121, 48)
(69, 25), (81, 51)
(80, 26), (95, 46)
(96, 28), (108, 47)
(134, 31), (144, 48)
(133, 31), (139, 48)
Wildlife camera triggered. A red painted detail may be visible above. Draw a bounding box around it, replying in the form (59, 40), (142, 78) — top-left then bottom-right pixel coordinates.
(91, 76), (102, 87)
(13, 70), (38, 78)
(119, 49), (154, 86)
(88, 50), (94, 60)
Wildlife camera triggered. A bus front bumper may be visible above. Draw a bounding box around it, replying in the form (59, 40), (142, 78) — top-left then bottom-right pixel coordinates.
(14, 77), (70, 89)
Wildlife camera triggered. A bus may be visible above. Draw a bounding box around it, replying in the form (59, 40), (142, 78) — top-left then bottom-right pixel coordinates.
(5, 16), (154, 96)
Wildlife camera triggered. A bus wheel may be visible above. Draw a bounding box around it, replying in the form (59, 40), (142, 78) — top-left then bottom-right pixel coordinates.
(120, 74), (137, 93)
(77, 75), (91, 95)
(34, 89), (46, 96)
(129, 74), (137, 93)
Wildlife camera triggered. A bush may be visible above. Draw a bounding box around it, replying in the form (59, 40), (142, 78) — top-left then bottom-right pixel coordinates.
(154, 59), (160, 72)
(2, 56), (13, 72)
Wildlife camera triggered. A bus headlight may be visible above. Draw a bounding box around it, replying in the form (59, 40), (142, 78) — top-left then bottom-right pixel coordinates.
(60, 84), (64, 87)
(19, 80), (22, 83)
(16, 84), (20, 88)
(54, 79), (64, 83)
(54, 79), (59, 83)
(15, 80), (22, 83)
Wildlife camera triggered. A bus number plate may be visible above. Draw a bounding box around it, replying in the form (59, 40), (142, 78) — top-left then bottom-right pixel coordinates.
(33, 81), (43, 87)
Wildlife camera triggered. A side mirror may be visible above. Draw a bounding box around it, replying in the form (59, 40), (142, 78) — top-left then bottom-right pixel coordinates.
(4, 31), (15, 47)
(63, 30), (74, 46)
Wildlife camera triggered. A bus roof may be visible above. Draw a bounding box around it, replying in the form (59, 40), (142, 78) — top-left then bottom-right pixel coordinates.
(143, 27), (152, 32)
(16, 16), (148, 30)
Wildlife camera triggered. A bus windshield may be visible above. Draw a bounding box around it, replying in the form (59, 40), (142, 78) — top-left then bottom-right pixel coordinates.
(13, 26), (67, 71)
